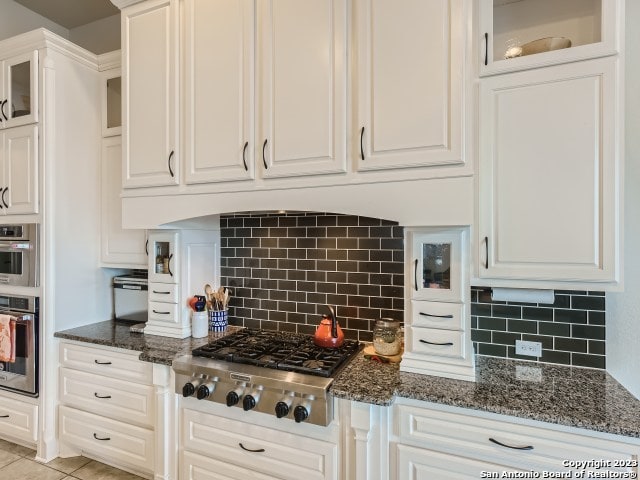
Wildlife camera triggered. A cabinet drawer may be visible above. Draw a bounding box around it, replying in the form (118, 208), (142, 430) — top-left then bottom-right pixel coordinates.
(410, 301), (464, 330)
(149, 301), (179, 324)
(182, 408), (337, 480)
(149, 282), (178, 303)
(395, 404), (639, 472)
(0, 395), (38, 443)
(59, 405), (154, 472)
(60, 367), (155, 428)
(182, 450), (276, 480)
(60, 342), (152, 384)
(406, 326), (465, 359)
(396, 444), (521, 480)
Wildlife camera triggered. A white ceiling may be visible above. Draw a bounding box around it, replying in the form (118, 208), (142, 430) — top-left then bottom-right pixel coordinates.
(14, 0), (120, 29)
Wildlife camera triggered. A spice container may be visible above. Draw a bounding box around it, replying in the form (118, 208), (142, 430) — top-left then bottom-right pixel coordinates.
(373, 318), (401, 356)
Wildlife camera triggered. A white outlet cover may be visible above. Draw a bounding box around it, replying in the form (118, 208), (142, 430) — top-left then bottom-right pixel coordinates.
(515, 339), (542, 357)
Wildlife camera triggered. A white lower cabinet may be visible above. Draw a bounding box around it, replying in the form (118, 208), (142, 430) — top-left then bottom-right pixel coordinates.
(181, 405), (338, 480)
(390, 400), (640, 479)
(58, 342), (157, 476)
(0, 394), (38, 444)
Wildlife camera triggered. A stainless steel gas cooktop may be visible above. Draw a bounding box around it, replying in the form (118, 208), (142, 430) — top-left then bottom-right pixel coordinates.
(173, 329), (361, 426)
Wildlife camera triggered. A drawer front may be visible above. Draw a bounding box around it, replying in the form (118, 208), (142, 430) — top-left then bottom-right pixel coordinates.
(182, 451), (277, 480)
(397, 444), (521, 480)
(406, 326), (465, 359)
(149, 282), (178, 303)
(60, 367), (155, 428)
(182, 408), (337, 480)
(59, 405), (154, 472)
(396, 404), (639, 472)
(148, 301), (179, 324)
(0, 395), (38, 443)
(410, 301), (464, 330)
(60, 342), (152, 384)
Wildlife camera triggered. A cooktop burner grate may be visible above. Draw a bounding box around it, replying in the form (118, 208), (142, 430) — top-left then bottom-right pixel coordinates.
(192, 329), (361, 377)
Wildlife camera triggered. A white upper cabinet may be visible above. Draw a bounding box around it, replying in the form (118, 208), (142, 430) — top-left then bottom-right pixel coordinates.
(0, 124), (38, 215)
(478, 57), (619, 284)
(0, 51), (38, 129)
(355, 0), (464, 171)
(122, 0), (179, 188)
(480, 0), (620, 76)
(257, 0), (347, 178)
(183, 0), (254, 184)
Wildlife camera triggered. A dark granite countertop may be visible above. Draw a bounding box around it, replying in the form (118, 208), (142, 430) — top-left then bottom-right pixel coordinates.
(330, 352), (640, 439)
(55, 321), (640, 440)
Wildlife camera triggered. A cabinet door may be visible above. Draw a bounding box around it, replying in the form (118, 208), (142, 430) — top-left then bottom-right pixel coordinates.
(257, 0), (347, 178)
(183, 0), (254, 184)
(148, 231), (179, 284)
(102, 69), (122, 137)
(100, 136), (147, 267)
(409, 229), (466, 302)
(355, 0), (464, 171)
(2, 124), (38, 215)
(478, 58), (618, 283)
(122, 0), (179, 188)
(1, 50), (38, 129)
(479, 0), (619, 76)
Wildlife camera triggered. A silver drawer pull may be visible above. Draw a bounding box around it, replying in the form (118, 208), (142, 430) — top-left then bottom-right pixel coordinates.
(239, 442), (265, 453)
(93, 433), (111, 441)
(419, 312), (454, 319)
(419, 339), (454, 346)
(489, 437), (534, 451)
(152, 290), (171, 294)
(94, 392), (112, 399)
(152, 309), (171, 315)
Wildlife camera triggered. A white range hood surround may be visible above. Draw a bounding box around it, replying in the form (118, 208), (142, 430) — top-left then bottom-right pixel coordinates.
(121, 176), (474, 229)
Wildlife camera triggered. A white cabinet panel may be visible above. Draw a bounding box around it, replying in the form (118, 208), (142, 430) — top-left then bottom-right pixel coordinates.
(182, 451), (277, 480)
(183, 0), (254, 184)
(0, 395), (37, 443)
(257, 0), (347, 178)
(100, 136), (147, 266)
(122, 0), (179, 187)
(355, 0), (464, 171)
(1, 124), (38, 214)
(478, 57), (618, 283)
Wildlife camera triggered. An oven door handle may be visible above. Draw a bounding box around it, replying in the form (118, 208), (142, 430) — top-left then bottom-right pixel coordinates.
(0, 312), (33, 323)
(0, 243), (31, 252)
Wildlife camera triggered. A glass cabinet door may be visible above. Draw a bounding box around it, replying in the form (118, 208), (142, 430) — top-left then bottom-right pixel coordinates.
(410, 229), (466, 302)
(102, 69), (122, 137)
(3, 51), (38, 128)
(479, 0), (618, 76)
(148, 231), (179, 284)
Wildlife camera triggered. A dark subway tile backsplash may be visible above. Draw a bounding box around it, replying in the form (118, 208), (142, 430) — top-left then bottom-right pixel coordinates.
(219, 212), (607, 369)
(471, 288), (606, 369)
(220, 213), (405, 342)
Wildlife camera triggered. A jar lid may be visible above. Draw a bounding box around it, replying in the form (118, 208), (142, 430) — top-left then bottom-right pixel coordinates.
(375, 318), (400, 328)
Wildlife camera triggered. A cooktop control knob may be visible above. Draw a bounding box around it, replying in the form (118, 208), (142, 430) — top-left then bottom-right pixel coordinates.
(275, 401), (290, 418)
(182, 382), (198, 397)
(226, 391), (239, 406)
(293, 405), (310, 423)
(196, 382), (216, 400)
(243, 395), (256, 411)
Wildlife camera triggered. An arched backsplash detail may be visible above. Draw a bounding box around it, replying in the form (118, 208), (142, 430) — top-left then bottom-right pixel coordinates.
(219, 211), (404, 342)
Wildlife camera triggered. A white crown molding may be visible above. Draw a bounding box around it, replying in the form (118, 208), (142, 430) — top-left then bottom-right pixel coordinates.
(97, 50), (121, 71)
(110, 0), (146, 9)
(0, 28), (99, 70)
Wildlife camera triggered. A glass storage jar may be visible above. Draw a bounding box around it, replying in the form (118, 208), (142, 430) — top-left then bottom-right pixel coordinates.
(373, 319), (401, 356)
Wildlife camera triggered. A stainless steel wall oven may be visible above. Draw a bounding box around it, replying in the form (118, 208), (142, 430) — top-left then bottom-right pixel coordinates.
(0, 294), (38, 396)
(0, 224), (39, 287)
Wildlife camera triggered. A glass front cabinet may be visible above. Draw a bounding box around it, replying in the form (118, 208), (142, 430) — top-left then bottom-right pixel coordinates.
(1, 51), (38, 128)
(409, 228), (466, 303)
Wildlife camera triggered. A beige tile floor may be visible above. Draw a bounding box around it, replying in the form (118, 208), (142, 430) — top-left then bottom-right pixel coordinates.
(0, 438), (145, 480)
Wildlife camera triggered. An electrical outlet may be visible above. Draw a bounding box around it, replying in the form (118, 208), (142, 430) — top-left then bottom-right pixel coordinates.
(515, 340), (542, 357)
